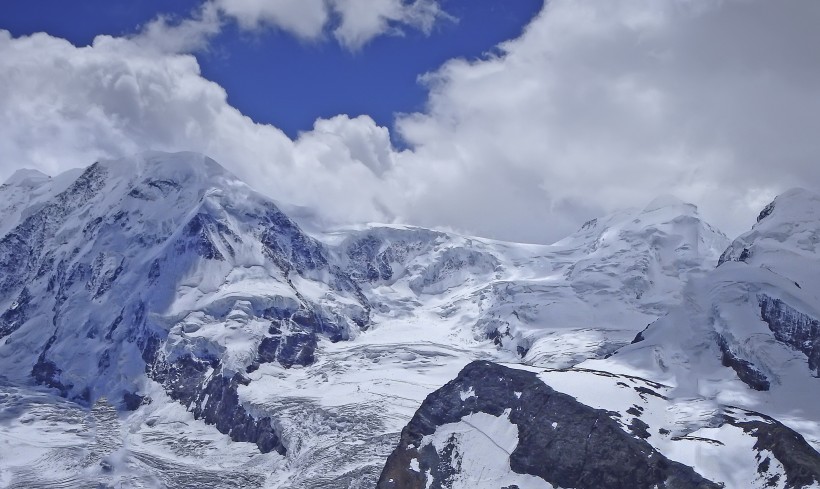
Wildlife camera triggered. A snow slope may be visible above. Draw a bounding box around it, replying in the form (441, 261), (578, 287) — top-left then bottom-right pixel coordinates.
(332, 195), (728, 367)
(381, 189), (820, 488)
(6, 152), (818, 489)
(0, 151), (371, 459)
(590, 188), (820, 450)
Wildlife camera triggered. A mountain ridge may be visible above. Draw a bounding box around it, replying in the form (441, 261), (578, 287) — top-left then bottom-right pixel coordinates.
(0, 151), (817, 488)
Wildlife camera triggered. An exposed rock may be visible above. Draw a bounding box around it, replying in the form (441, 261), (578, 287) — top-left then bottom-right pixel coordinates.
(757, 201), (776, 222)
(378, 361), (720, 489)
(716, 334), (771, 391)
(144, 350), (286, 455)
(759, 295), (820, 376)
(723, 409), (820, 488)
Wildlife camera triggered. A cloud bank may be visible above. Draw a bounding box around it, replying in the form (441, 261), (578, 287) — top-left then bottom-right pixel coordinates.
(1, 0), (819, 243)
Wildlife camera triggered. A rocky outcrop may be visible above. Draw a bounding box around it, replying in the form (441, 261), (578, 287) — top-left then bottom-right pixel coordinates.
(143, 341), (286, 455)
(723, 408), (820, 488)
(378, 361), (721, 489)
(759, 295), (820, 376)
(716, 334), (771, 391)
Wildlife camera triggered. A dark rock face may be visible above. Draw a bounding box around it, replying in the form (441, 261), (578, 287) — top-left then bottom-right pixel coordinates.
(345, 235), (394, 282)
(759, 295), (820, 376)
(0, 164), (107, 310)
(122, 391), (148, 411)
(341, 230), (444, 286)
(174, 211), (247, 262)
(31, 333), (77, 400)
(258, 324), (317, 368)
(0, 287), (31, 339)
(717, 245), (751, 266)
(757, 201), (776, 222)
(378, 361), (720, 489)
(716, 334), (771, 391)
(257, 204), (328, 275)
(144, 347), (286, 455)
(723, 409), (820, 488)
(193, 373), (283, 455)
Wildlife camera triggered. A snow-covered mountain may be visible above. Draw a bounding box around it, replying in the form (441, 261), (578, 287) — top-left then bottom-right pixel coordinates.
(598, 187), (820, 445)
(0, 151), (370, 457)
(381, 189), (820, 488)
(0, 151), (816, 489)
(332, 195), (728, 367)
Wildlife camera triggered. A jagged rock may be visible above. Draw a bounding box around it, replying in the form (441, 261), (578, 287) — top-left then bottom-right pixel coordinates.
(759, 295), (820, 376)
(378, 361), (721, 489)
(723, 410), (820, 488)
(716, 334), (771, 391)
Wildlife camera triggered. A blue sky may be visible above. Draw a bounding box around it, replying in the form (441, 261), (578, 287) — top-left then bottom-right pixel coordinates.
(0, 0), (542, 140)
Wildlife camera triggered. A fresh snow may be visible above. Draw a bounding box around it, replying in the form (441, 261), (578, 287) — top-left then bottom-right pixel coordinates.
(0, 151), (817, 488)
(419, 410), (553, 489)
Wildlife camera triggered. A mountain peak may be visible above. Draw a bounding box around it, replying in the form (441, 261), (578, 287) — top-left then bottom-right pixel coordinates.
(642, 194), (696, 214)
(2, 168), (50, 188)
(755, 187), (820, 225)
(97, 151), (235, 184)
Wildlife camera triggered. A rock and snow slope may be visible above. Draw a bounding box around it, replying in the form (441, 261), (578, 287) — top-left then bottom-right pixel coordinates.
(0, 151), (816, 488)
(382, 189), (820, 488)
(332, 194), (728, 366)
(0, 151), (370, 457)
(379, 361), (820, 489)
(595, 188), (820, 446)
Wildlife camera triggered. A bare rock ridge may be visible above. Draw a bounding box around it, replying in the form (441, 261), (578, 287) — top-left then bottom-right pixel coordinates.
(378, 361), (721, 489)
(379, 360), (820, 489)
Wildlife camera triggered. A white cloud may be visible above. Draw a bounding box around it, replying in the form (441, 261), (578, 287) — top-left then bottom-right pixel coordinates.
(0, 30), (390, 227)
(214, 0), (329, 40)
(330, 0), (445, 50)
(392, 0), (820, 241)
(133, 2), (223, 53)
(1, 0), (819, 243)
(206, 0), (447, 49)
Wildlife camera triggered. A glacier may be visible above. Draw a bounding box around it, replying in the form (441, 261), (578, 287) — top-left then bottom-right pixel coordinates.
(0, 151), (817, 488)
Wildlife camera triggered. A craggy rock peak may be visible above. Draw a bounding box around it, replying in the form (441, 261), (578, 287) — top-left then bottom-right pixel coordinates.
(380, 361), (820, 489)
(378, 361), (721, 489)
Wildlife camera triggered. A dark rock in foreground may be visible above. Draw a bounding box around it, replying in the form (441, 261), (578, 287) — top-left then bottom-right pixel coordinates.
(378, 360), (721, 489)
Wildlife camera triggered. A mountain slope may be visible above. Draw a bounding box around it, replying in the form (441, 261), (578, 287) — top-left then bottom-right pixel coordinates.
(379, 360), (820, 489)
(595, 188), (820, 447)
(0, 151), (369, 456)
(331, 195), (728, 367)
(5, 151), (798, 489)
(379, 189), (820, 488)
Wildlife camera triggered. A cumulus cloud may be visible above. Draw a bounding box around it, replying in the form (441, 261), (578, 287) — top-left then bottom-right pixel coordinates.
(0, 30), (391, 226)
(1, 0), (819, 243)
(132, 2), (222, 53)
(214, 0), (329, 40)
(140, 0), (448, 52)
(330, 0), (445, 50)
(393, 0), (820, 241)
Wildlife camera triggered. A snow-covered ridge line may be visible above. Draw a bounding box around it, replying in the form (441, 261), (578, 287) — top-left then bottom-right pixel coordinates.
(4, 151), (820, 488)
(0, 152), (370, 456)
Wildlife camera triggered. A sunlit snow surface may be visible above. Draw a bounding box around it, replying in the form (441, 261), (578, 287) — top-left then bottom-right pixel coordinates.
(2, 152), (818, 488)
(587, 188), (820, 452)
